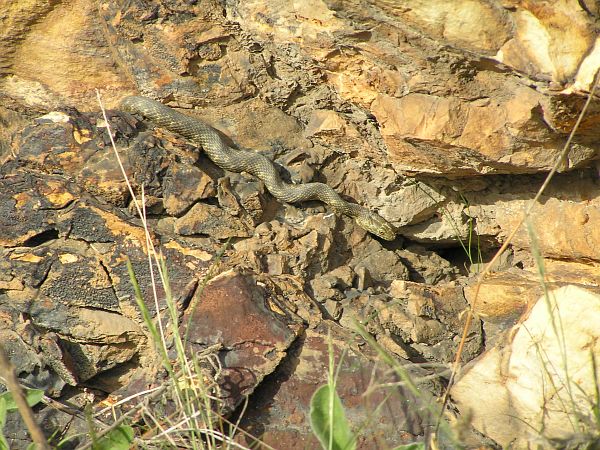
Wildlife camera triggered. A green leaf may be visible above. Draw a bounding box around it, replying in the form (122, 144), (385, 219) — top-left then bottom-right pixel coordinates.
(0, 433), (8, 450)
(0, 388), (44, 411)
(392, 444), (426, 450)
(310, 384), (356, 450)
(0, 398), (7, 428)
(91, 425), (134, 450)
(0, 398), (7, 450)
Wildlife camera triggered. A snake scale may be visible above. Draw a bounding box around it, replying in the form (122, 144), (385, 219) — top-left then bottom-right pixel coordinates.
(120, 96), (396, 240)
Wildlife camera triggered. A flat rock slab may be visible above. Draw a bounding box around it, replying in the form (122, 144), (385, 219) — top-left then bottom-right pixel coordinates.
(452, 285), (600, 447)
(237, 322), (428, 449)
(182, 269), (304, 413)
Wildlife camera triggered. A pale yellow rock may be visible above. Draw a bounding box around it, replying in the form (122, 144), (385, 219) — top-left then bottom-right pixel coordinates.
(304, 109), (347, 137)
(472, 196), (600, 262)
(496, 0), (596, 82)
(375, 0), (512, 52)
(464, 261), (600, 325)
(1, 0), (133, 108)
(569, 36), (600, 93)
(453, 285), (600, 447)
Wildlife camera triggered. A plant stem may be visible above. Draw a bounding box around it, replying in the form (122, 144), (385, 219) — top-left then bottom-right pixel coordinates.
(0, 344), (50, 450)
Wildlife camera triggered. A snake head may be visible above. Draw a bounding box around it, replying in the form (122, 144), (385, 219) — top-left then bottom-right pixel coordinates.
(356, 212), (396, 241)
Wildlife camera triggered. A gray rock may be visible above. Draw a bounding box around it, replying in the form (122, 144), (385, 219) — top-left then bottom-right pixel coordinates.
(352, 249), (410, 285)
(175, 202), (252, 238)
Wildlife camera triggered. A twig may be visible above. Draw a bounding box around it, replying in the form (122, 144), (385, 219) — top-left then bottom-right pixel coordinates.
(0, 344), (51, 449)
(75, 380), (169, 450)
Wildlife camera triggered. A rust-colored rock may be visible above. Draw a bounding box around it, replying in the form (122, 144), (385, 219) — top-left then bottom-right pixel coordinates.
(238, 323), (428, 449)
(182, 270), (304, 412)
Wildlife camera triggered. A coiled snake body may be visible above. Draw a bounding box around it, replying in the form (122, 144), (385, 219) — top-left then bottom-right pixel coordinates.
(120, 96), (396, 240)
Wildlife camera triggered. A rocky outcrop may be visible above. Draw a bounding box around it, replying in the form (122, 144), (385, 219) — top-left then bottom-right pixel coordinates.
(1, 0), (600, 448)
(452, 286), (600, 448)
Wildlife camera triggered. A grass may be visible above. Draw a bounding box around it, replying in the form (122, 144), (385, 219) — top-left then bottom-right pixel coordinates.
(93, 91), (254, 449)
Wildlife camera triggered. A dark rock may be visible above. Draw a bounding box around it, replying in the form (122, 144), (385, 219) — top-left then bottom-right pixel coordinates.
(237, 322), (430, 449)
(181, 270), (304, 413)
(399, 244), (460, 284)
(386, 282), (483, 363)
(175, 202), (252, 238)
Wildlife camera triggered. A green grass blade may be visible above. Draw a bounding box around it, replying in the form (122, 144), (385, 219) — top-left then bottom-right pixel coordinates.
(392, 444), (426, 450)
(310, 384), (356, 450)
(0, 388), (44, 411)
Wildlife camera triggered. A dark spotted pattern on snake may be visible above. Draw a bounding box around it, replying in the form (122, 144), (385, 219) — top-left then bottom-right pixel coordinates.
(120, 96), (396, 240)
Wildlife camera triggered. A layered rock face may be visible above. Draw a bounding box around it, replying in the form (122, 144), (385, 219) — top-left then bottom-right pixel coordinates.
(1, 0), (599, 448)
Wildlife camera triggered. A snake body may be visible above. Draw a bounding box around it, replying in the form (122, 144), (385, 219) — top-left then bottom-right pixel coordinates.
(120, 96), (396, 240)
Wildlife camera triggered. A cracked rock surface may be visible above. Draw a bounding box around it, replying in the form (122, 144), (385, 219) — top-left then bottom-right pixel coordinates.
(2, 0), (600, 448)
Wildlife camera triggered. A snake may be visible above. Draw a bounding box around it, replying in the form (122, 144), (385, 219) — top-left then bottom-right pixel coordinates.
(120, 96), (396, 240)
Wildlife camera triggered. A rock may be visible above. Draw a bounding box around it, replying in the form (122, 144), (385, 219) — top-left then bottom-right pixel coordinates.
(237, 322), (429, 449)
(459, 170), (600, 265)
(4, 0), (600, 448)
(232, 180), (267, 225)
(175, 202), (252, 239)
(0, 164), (210, 399)
(233, 214), (340, 280)
(232, 0), (600, 175)
(452, 285), (600, 448)
(399, 202), (472, 244)
(352, 248), (409, 285)
(381, 181), (446, 226)
(163, 162), (216, 216)
(398, 244), (460, 284)
(217, 176), (267, 226)
(463, 260), (600, 346)
(342, 282), (483, 364)
(181, 270), (304, 413)
(354, 265), (372, 290)
(2, 388), (95, 449)
(303, 109), (371, 155)
(309, 266), (355, 303)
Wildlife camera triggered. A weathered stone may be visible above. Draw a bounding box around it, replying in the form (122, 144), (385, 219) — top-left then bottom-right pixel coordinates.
(265, 253), (290, 275)
(182, 270), (304, 412)
(0, 159), (212, 398)
(233, 180), (267, 225)
(163, 162), (216, 216)
(175, 202), (251, 239)
(344, 282), (483, 364)
(237, 323), (429, 449)
(452, 285), (600, 448)
(217, 176), (267, 226)
(399, 201), (472, 244)
(303, 109), (371, 155)
(352, 248), (409, 285)
(2, 387), (93, 449)
(3, 0), (600, 448)
(397, 245), (459, 284)
(0, 172), (72, 247)
(467, 170), (600, 263)
(463, 260), (600, 348)
(309, 266), (354, 303)
(381, 181), (446, 226)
